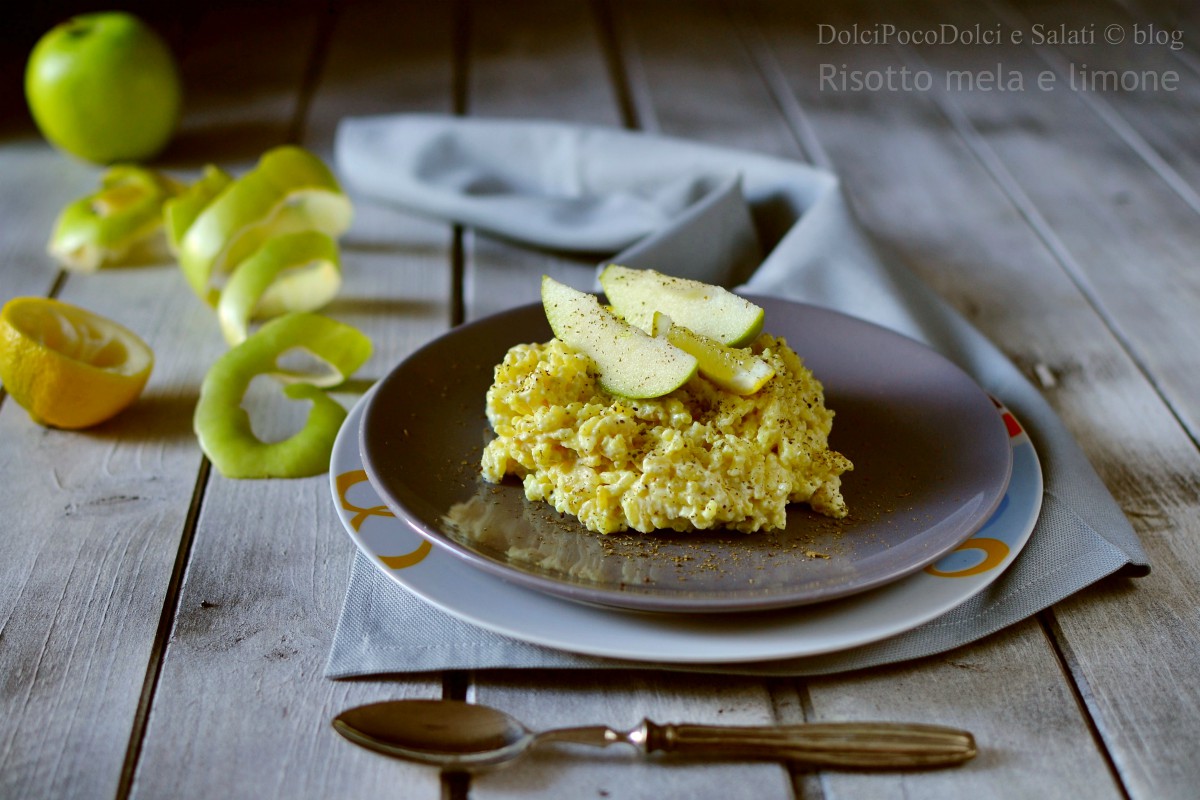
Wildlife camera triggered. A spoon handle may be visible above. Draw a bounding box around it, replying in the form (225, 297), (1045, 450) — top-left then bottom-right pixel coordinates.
(641, 720), (976, 769)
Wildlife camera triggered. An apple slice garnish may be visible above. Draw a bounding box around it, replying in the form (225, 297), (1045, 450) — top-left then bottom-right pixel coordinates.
(599, 264), (765, 347)
(651, 312), (775, 395)
(541, 275), (697, 399)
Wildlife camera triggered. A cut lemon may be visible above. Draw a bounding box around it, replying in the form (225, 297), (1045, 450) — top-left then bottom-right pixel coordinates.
(176, 146), (353, 304)
(0, 297), (153, 428)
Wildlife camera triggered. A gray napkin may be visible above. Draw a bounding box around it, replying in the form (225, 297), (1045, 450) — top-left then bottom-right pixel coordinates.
(325, 114), (1148, 678)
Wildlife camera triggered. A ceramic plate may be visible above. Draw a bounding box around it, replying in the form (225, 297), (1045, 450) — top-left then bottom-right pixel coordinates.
(357, 298), (1013, 613)
(333, 388), (1040, 663)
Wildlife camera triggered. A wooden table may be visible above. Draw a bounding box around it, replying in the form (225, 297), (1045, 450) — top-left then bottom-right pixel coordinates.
(3, 1), (1198, 797)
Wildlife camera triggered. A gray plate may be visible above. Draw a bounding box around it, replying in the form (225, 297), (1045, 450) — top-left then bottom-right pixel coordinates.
(359, 296), (1013, 613)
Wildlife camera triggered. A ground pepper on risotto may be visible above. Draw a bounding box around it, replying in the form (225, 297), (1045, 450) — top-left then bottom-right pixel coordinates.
(480, 333), (852, 534)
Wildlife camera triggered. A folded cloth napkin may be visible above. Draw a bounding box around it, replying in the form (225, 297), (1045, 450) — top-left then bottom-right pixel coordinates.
(325, 114), (1148, 678)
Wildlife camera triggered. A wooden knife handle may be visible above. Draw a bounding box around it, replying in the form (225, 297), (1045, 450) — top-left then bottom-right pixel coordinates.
(641, 720), (977, 769)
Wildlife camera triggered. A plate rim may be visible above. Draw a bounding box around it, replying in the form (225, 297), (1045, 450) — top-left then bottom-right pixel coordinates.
(358, 296), (1014, 613)
(331, 388), (1042, 663)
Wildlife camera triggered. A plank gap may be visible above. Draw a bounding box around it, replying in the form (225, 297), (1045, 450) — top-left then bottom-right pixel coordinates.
(448, 0), (470, 329)
(114, 458), (213, 800)
(440, 670), (473, 800)
(590, 0), (641, 130)
(1038, 608), (1133, 800)
(443, 669), (471, 701)
(598, 0), (660, 132)
(453, 0), (472, 116)
(987, 0), (1200, 222)
(287, 0), (343, 146)
(451, 226), (466, 327)
(46, 269), (68, 300)
(768, 678), (822, 800)
(441, 770), (470, 800)
(729, 1), (830, 170)
(889, 40), (1200, 457)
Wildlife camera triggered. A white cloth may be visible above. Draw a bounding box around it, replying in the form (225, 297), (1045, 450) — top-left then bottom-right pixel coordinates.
(325, 115), (1147, 678)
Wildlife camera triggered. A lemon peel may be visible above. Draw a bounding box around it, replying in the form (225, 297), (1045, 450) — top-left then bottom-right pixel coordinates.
(0, 297), (153, 428)
(47, 165), (183, 271)
(216, 230), (342, 346)
(193, 312), (371, 478)
(176, 146), (353, 305)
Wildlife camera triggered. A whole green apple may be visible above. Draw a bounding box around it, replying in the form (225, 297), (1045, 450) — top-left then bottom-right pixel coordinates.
(25, 11), (183, 164)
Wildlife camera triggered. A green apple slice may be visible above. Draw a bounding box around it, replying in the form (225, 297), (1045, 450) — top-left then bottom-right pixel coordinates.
(178, 146), (353, 304)
(541, 275), (697, 399)
(652, 312), (775, 395)
(47, 165), (183, 271)
(599, 264), (765, 346)
(216, 230), (342, 346)
(193, 312), (372, 479)
(163, 164), (233, 254)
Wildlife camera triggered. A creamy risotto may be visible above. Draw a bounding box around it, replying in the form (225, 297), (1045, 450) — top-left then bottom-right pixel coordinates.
(480, 333), (852, 534)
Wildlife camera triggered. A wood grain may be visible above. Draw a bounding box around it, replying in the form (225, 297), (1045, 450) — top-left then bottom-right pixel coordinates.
(0, 4), (323, 797)
(910, 0), (1200, 443)
(3, 1), (1199, 797)
(461, 1), (793, 797)
(742, 1), (1200, 796)
(127, 3), (454, 798)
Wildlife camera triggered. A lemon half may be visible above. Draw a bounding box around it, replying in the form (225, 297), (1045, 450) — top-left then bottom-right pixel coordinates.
(0, 297), (153, 429)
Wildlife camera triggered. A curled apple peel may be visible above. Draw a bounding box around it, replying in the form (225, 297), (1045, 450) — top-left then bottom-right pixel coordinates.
(216, 230), (342, 346)
(194, 312), (372, 479)
(177, 146), (353, 304)
(164, 164), (233, 254)
(47, 165), (183, 271)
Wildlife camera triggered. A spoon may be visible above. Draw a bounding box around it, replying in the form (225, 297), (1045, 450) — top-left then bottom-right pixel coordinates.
(332, 699), (976, 771)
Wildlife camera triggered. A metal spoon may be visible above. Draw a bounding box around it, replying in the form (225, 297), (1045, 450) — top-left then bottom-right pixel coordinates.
(332, 699), (976, 771)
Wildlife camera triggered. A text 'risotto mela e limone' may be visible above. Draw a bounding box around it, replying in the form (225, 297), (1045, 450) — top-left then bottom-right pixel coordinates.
(479, 270), (853, 535)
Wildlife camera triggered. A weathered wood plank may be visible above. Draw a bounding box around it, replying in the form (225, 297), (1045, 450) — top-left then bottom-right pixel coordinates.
(910, 0), (1200, 442)
(472, 672), (795, 800)
(0, 5), (324, 798)
(461, 1), (793, 797)
(0, 34), (88, 308)
(0, 269), (220, 800)
(1000, 0), (1200, 201)
(461, 0), (625, 320)
(127, 2), (454, 798)
(629, 6), (1117, 793)
(744, 1), (1200, 797)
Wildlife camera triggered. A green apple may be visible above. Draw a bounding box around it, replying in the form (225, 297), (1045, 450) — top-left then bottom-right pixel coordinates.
(652, 312), (775, 395)
(25, 11), (183, 164)
(599, 264), (765, 346)
(541, 275), (697, 399)
(177, 146), (353, 304)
